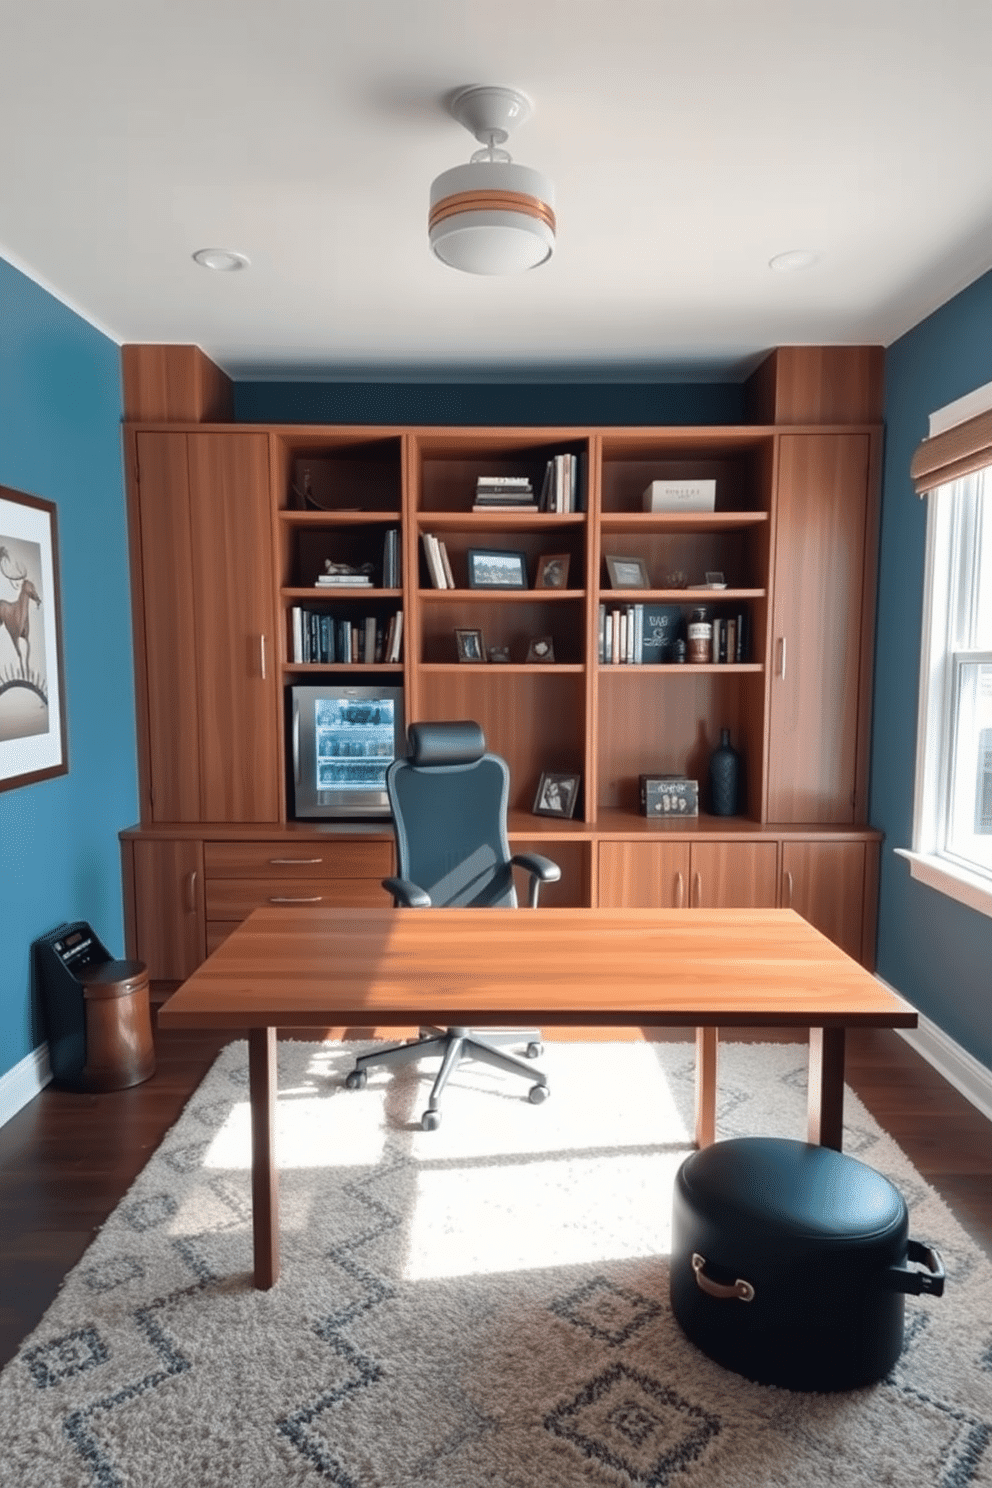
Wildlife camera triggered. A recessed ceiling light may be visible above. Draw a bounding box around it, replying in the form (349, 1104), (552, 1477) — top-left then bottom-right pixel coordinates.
(192, 248), (250, 272)
(769, 249), (819, 273)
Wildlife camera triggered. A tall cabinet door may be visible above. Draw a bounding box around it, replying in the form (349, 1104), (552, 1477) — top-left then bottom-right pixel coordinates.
(767, 434), (871, 823)
(781, 840), (866, 963)
(187, 434), (279, 822)
(134, 432), (201, 821)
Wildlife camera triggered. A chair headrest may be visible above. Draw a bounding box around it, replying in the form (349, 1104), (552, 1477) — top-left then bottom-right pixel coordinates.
(407, 721), (486, 766)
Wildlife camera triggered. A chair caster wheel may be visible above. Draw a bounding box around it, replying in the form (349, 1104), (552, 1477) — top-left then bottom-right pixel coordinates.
(346, 1069), (367, 1090)
(528, 1084), (549, 1104)
(421, 1109), (441, 1132)
(526, 1042), (543, 1059)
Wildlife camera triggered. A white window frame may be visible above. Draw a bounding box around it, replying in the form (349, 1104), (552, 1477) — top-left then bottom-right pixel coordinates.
(897, 383), (992, 920)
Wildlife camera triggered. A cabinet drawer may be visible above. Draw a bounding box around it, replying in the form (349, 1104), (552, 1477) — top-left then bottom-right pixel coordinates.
(204, 840), (392, 879)
(206, 876), (391, 919)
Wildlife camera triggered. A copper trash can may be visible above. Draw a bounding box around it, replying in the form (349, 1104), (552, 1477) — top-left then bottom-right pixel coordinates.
(34, 922), (156, 1092)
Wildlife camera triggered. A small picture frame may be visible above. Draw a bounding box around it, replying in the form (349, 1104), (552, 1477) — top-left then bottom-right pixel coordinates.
(605, 555), (649, 590)
(535, 553), (570, 590)
(455, 628), (485, 663)
(467, 549), (528, 590)
(487, 644), (510, 663)
(533, 771), (580, 819)
(526, 636), (555, 664)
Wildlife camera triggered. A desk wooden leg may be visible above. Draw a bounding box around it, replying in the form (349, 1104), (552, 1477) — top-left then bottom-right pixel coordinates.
(695, 1027), (718, 1148)
(248, 1027), (280, 1289)
(808, 1027), (845, 1150)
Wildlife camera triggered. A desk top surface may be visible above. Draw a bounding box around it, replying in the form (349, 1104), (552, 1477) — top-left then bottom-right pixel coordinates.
(158, 907), (917, 1031)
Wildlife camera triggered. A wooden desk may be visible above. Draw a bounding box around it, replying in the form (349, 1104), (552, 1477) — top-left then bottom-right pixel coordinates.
(159, 906), (917, 1289)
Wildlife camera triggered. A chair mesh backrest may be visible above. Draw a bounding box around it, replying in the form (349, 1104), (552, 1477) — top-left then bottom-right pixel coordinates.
(387, 752), (517, 907)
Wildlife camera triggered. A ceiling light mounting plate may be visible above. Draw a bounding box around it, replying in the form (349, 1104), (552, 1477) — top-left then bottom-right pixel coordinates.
(449, 86), (532, 146)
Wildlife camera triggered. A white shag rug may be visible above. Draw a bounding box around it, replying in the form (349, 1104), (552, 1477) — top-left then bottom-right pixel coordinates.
(1, 1039), (990, 1487)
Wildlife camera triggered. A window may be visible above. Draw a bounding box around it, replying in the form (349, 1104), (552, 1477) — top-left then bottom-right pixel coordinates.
(900, 461), (992, 916)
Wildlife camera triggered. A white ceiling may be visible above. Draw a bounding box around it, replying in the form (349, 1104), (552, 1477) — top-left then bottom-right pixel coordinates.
(3, 0), (992, 383)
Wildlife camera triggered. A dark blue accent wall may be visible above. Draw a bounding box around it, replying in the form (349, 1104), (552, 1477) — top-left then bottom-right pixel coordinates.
(234, 379), (746, 426)
(874, 267), (992, 1071)
(0, 258), (136, 1083)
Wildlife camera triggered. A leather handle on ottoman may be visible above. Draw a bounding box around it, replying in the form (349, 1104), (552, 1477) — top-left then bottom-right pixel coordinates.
(884, 1239), (946, 1297)
(692, 1252), (755, 1302)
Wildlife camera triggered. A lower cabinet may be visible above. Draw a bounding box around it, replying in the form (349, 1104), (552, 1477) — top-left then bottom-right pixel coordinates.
(124, 837), (206, 986)
(597, 840), (778, 910)
(781, 840), (871, 965)
(203, 839), (393, 953)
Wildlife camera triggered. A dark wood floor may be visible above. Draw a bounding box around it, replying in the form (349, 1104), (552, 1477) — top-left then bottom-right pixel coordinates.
(1, 1024), (990, 1371)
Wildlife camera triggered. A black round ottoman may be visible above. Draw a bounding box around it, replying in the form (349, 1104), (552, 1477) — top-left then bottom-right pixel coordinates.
(670, 1137), (944, 1391)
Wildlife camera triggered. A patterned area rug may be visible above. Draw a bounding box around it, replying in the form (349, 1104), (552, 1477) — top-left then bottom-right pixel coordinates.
(2, 1039), (990, 1487)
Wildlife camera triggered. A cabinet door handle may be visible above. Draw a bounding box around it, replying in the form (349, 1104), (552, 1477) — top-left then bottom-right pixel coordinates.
(269, 895), (323, 904)
(675, 871), (685, 909)
(185, 870), (198, 913)
(777, 635), (787, 680)
(784, 870), (794, 907)
(692, 871), (702, 908)
(259, 633), (267, 681)
(269, 857), (323, 865)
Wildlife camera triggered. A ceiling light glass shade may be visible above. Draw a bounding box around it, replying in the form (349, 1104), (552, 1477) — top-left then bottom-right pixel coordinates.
(429, 161), (556, 275)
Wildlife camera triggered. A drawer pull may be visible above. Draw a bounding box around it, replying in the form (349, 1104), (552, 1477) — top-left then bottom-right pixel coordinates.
(692, 871), (702, 908)
(784, 870), (794, 908)
(185, 870), (198, 913)
(269, 895), (323, 904)
(675, 871), (685, 909)
(692, 1252), (755, 1302)
(268, 857), (323, 865)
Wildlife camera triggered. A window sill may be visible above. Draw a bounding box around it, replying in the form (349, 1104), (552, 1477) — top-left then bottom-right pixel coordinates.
(895, 848), (992, 921)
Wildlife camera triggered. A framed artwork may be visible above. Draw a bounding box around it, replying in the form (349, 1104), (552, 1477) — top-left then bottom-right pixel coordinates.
(535, 553), (570, 590)
(455, 628), (486, 663)
(467, 549), (528, 589)
(533, 771), (580, 819)
(0, 485), (68, 792)
(526, 636), (555, 663)
(605, 555), (650, 590)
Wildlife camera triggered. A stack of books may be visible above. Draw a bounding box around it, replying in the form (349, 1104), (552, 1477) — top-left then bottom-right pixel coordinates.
(315, 570), (372, 588)
(539, 453), (585, 513)
(472, 475), (537, 512)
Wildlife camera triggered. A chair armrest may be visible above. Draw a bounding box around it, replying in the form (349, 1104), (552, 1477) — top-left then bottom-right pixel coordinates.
(510, 852), (562, 908)
(382, 876), (432, 908)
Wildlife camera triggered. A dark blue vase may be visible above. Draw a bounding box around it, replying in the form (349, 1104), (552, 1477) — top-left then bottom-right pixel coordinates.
(709, 729), (741, 816)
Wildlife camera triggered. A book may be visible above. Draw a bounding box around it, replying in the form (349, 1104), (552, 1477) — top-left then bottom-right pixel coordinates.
(421, 533), (448, 589)
(437, 539), (456, 589)
(363, 615), (377, 664)
(291, 606), (303, 664)
(389, 609), (403, 663)
(315, 574), (372, 587)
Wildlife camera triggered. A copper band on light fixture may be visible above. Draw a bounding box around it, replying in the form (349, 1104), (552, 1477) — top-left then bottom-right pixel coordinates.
(428, 190), (557, 234)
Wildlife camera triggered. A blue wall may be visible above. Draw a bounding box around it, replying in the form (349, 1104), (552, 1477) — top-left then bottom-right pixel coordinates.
(874, 267), (992, 1071)
(235, 379), (745, 426)
(0, 257), (136, 1082)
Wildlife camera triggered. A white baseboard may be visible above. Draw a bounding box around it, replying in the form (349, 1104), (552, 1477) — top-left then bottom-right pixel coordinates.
(0, 1043), (53, 1129)
(875, 975), (992, 1125)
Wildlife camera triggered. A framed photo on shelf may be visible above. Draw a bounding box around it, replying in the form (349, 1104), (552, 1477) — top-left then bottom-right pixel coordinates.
(467, 549), (528, 590)
(533, 771), (580, 819)
(605, 555), (650, 590)
(455, 628), (486, 663)
(0, 485), (68, 793)
(526, 636), (555, 663)
(487, 645), (510, 663)
(535, 553), (570, 590)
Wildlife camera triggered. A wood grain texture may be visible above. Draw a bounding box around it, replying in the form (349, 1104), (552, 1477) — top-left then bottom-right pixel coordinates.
(157, 906), (917, 1031)
(122, 345), (233, 422)
(134, 432), (201, 820)
(132, 838), (205, 981)
(744, 346), (885, 425)
(187, 433), (280, 822)
(766, 434), (870, 823)
(782, 839), (865, 961)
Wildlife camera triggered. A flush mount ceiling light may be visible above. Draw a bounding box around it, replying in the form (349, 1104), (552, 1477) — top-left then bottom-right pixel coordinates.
(429, 85), (555, 275)
(192, 248), (250, 272)
(769, 248), (819, 273)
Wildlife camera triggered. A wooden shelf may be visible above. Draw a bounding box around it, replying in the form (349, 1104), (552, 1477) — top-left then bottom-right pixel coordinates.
(419, 511), (586, 529)
(597, 663), (764, 674)
(282, 587), (403, 600)
(418, 587), (582, 602)
(600, 588), (764, 601)
(420, 663), (585, 675)
(600, 511), (769, 532)
(279, 509), (402, 524)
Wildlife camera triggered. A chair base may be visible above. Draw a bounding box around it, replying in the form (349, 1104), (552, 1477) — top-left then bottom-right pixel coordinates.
(346, 1026), (549, 1130)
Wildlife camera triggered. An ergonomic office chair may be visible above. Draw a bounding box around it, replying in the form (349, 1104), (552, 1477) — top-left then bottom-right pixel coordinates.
(345, 720), (561, 1130)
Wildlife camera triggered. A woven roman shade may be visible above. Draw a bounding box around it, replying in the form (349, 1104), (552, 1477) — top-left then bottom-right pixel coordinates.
(911, 407), (992, 493)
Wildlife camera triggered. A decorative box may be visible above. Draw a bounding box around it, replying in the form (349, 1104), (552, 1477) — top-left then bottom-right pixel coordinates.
(640, 775), (699, 817)
(642, 479), (716, 513)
